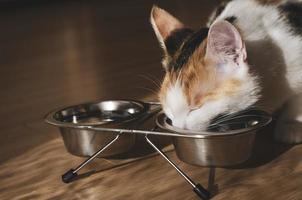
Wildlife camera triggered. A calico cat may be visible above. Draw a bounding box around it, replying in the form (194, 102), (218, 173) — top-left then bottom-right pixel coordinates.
(150, 0), (302, 143)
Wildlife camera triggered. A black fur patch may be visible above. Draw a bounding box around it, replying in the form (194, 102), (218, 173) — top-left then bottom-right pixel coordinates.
(168, 27), (209, 71)
(165, 28), (193, 55)
(225, 16), (237, 24)
(208, 0), (232, 25)
(215, 2), (228, 18)
(279, 2), (302, 35)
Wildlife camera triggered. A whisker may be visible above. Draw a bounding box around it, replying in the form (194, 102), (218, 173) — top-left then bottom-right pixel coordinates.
(210, 120), (257, 127)
(138, 74), (161, 89)
(207, 121), (246, 130)
(217, 114), (264, 123)
(211, 106), (261, 122)
(175, 68), (183, 84)
(146, 74), (162, 86)
(208, 114), (267, 128)
(135, 86), (159, 96)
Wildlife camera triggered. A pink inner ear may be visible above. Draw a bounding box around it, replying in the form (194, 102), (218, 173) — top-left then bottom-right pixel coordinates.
(151, 6), (184, 41)
(206, 20), (246, 64)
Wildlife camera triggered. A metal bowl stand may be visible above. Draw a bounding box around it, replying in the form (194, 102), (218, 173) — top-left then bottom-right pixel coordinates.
(62, 125), (212, 200)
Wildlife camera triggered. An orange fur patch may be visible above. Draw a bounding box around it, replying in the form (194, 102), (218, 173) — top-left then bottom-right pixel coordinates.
(159, 38), (242, 110)
(192, 78), (242, 108)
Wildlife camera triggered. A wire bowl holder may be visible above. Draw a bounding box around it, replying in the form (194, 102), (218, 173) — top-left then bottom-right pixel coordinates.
(45, 100), (272, 200)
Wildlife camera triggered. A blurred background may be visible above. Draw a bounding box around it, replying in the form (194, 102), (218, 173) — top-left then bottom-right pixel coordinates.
(0, 1), (220, 199)
(1, 1), (301, 200)
(0, 0), (218, 162)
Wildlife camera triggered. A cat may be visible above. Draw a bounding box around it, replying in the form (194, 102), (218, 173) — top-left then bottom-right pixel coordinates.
(150, 0), (302, 143)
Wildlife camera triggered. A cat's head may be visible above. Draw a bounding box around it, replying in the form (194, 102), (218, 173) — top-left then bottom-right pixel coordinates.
(151, 6), (260, 130)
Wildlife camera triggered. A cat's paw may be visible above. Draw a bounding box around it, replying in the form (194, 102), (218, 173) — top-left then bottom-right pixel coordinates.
(274, 121), (302, 144)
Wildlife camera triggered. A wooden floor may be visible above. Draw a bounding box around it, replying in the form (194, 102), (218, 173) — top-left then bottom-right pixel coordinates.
(0, 0), (301, 199)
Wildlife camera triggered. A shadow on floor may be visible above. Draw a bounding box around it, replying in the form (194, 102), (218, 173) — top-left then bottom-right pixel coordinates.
(65, 119), (296, 184)
(228, 121), (294, 169)
(65, 135), (172, 183)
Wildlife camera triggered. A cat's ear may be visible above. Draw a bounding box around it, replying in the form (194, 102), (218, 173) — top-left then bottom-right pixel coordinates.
(150, 5), (185, 50)
(205, 20), (247, 66)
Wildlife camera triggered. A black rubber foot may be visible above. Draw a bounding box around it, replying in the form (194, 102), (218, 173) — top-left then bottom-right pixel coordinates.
(193, 183), (211, 200)
(62, 169), (77, 183)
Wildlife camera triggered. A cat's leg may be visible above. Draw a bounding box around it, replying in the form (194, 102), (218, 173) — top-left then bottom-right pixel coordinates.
(274, 94), (302, 144)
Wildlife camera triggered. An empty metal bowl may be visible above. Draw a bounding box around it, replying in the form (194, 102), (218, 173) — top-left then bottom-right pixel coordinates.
(156, 109), (272, 167)
(45, 100), (155, 157)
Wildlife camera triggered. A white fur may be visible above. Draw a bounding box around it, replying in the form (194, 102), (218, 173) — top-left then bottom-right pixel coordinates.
(213, 0), (302, 143)
(155, 0), (302, 143)
(216, 0), (302, 91)
(164, 61), (259, 130)
(164, 80), (189, 128)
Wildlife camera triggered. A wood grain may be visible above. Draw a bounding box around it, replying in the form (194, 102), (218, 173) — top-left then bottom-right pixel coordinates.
(0, 0), (301, 199)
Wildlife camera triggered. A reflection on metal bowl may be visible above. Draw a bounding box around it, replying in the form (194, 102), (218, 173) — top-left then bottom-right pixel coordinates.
(155, 110), (272, 167)
(45, 100), (155, 157)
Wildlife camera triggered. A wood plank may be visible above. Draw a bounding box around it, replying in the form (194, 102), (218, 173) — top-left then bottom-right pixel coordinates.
(0, 134), (301, 200)
(0, 0), (301, 199)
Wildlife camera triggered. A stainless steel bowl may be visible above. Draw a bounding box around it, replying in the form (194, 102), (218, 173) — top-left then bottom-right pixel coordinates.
(156, 110), (272, 167)
(45, 100), (156, 157)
